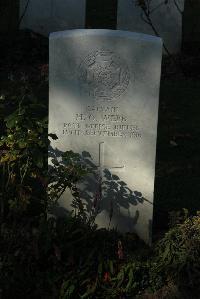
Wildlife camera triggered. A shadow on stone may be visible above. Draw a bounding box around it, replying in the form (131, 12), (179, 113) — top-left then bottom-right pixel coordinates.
(48, 145), (150, 232)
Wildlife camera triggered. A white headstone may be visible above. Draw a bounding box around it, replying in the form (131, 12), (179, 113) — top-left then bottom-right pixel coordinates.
(49, 29), (162, 244)
(20, 0), (86, 36)
(117, 0), (184, 54)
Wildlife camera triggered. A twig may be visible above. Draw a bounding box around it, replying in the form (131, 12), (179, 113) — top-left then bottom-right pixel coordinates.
(18, 0), (31, 28)
(20, 156), (30, 184)
(141, 8), (172, 56)
(173, 0), (183, 15)
(0, 163), (6, 226)
(136, 0), (187, 75)
(150, 1), (167, 14)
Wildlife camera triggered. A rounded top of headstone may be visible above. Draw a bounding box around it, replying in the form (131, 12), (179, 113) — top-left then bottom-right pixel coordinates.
(49, 29), (163, 45)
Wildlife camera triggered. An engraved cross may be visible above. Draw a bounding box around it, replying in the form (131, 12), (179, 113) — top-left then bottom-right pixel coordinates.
(95, 141), (125, 201)
(97, 142), (125, 176)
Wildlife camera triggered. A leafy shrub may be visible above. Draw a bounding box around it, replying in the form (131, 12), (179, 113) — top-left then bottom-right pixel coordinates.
(151, 211), (200, 290)
(0, 78), (48, 217)
(48, 148), (90, 222)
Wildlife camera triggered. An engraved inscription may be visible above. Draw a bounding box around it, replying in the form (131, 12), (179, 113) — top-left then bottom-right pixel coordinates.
(62, 105), (142, 139)
(78, 50), (130, 101)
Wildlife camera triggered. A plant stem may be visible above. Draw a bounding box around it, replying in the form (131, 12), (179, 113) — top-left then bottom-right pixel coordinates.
(18, 0), (31, 29)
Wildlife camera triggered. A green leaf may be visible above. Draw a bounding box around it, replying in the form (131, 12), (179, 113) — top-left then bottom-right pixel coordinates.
(116, 269), (125, 287)
(98, 262), (103, 276)
(64, 284), (75, 298)
(109, 260), (114, 275)
(126, 268), (134, 291)
(18, 140), (27, 149)
(80, 281), (97, 299)
(6, 117), (17, 128)
(35, 154), (44, 168)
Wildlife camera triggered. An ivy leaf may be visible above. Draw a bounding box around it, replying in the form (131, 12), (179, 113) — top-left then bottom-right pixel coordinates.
(18, 140), (27, 149)
(6, 117), (17, 129)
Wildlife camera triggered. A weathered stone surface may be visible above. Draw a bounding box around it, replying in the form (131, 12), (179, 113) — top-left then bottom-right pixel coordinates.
(49, 29), (162, 244)
(117, 0), (184, 54)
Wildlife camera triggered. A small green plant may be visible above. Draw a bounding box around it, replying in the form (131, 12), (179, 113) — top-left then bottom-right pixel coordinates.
(150, 210), (200, 290)
(0, 80), (48, 219)
(48, 148), (89, 222)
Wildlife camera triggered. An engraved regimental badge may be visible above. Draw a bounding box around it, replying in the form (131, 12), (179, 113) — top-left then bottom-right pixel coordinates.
(78, 50), (130, 101)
